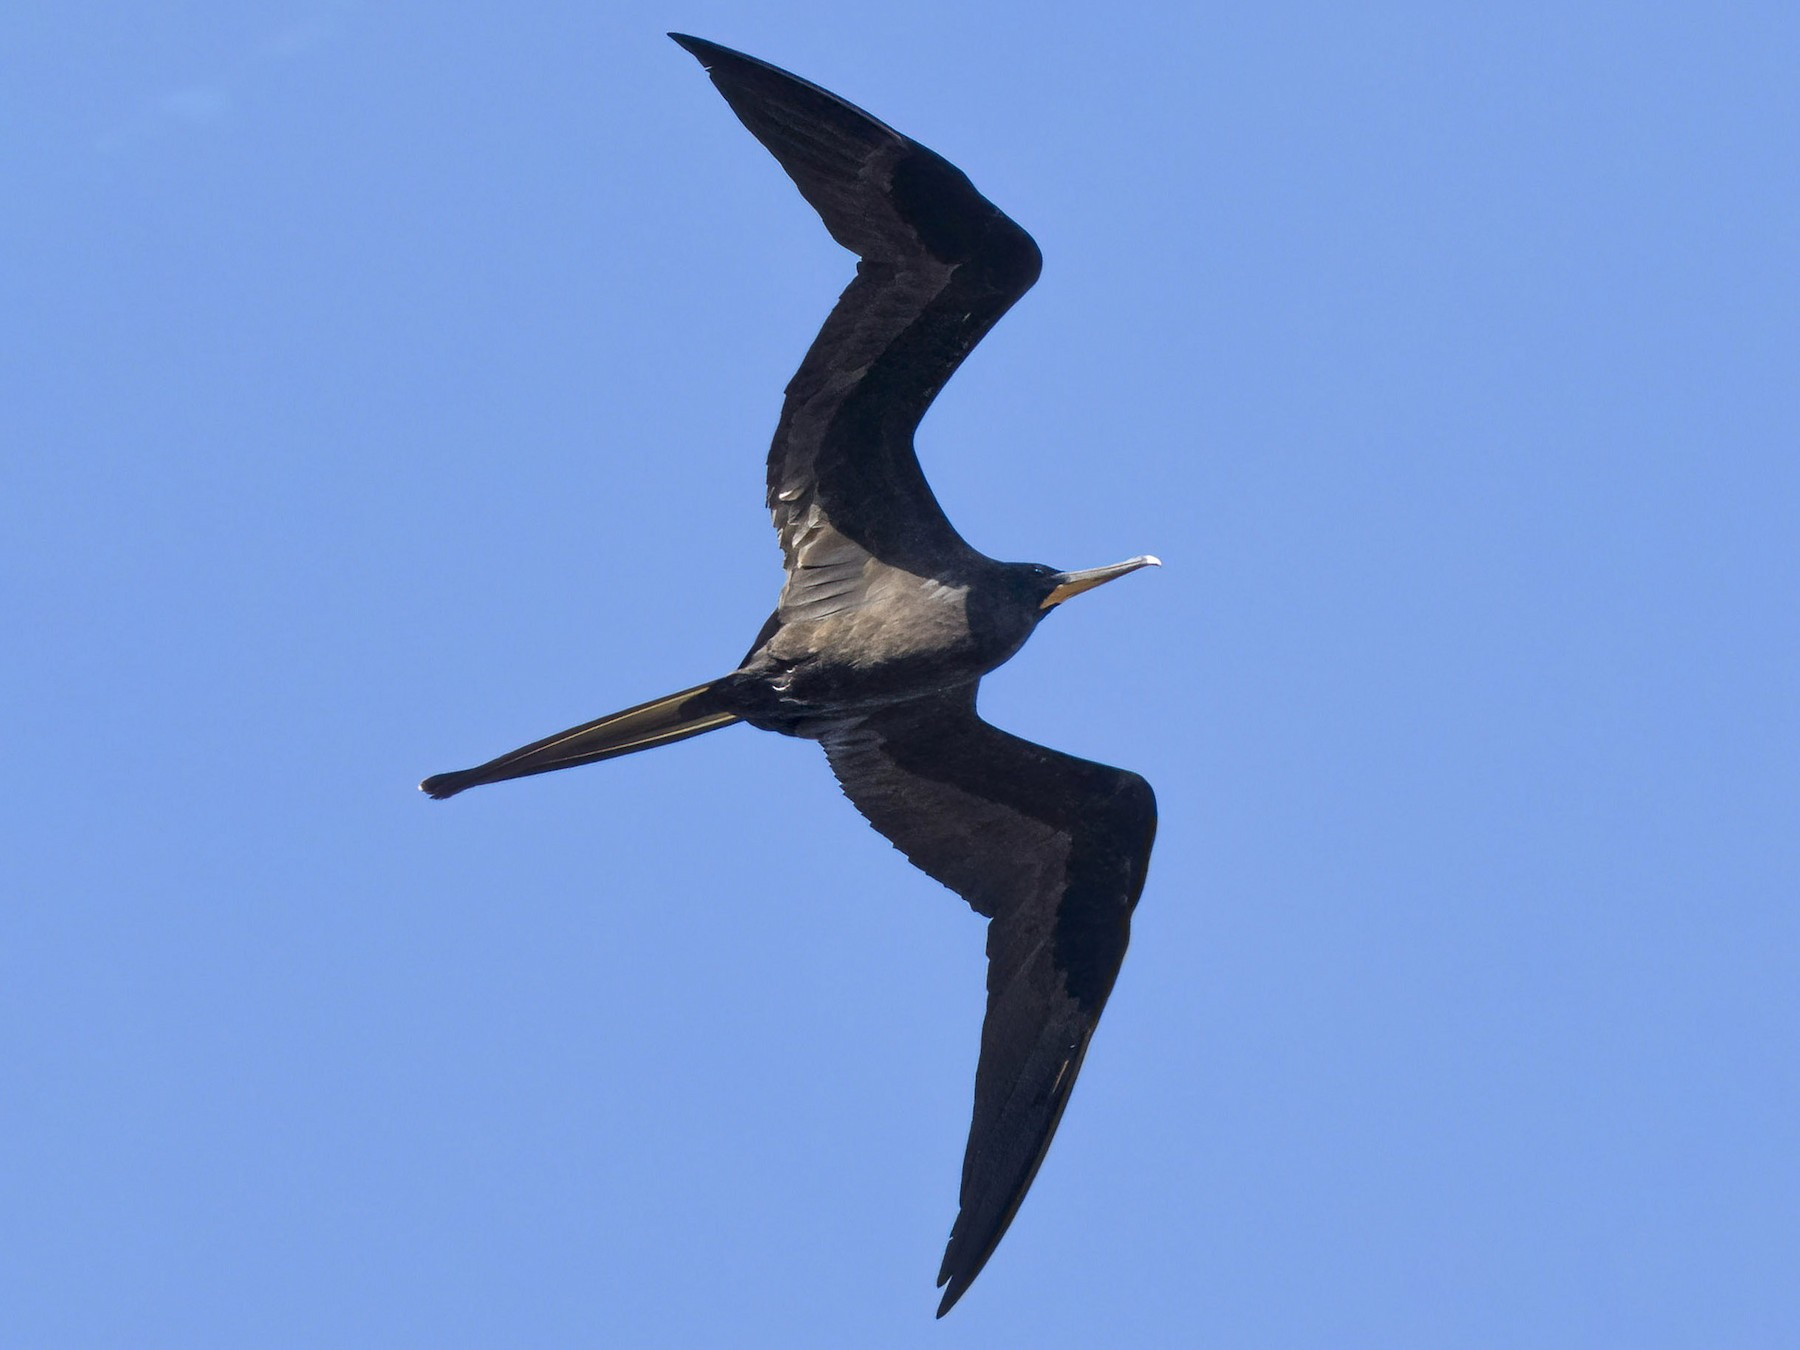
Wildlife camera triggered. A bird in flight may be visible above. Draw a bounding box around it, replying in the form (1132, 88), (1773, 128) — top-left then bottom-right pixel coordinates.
(423, 33), (1159, 1316)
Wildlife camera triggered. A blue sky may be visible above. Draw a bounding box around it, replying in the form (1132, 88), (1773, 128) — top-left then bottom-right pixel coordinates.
(5, 2), (1796, 1346)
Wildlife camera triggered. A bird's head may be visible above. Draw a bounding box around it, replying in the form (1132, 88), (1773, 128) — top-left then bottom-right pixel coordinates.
(1027, 555), (1161, 616)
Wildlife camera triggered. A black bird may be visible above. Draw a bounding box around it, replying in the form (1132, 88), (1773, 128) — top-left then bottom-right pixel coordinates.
(423, 34), (1159, 1316)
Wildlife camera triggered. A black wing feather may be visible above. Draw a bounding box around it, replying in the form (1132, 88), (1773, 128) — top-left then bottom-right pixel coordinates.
(819, 690), (1156, 1315)
(670, 34), (1042, 583)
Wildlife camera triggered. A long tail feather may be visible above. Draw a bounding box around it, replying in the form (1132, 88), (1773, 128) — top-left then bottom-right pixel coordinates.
(421, 681), (739, 800)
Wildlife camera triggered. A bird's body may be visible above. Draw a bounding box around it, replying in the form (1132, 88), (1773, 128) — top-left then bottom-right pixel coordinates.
(424, 35), (1159, 1316)
(731, 560), (1042, 729)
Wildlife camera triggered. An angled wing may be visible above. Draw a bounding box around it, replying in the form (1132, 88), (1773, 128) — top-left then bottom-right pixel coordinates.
(819, 689), (1157, 1316)
(670, 35), (1043, 611)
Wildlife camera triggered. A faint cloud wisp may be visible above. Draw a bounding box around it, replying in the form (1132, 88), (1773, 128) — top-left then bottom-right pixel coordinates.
(94, 1), (358, 154)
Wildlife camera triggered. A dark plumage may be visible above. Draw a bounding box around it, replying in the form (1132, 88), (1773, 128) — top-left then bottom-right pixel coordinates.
(423, 34), (1159, 1316)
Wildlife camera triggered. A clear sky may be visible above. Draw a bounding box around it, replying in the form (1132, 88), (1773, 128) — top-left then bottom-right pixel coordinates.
(5, 2), (1797, 1346)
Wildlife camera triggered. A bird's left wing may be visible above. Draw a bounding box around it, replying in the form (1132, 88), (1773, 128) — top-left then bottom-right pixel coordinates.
(670, 34), (1042, 598)
(819, 689), (1156, 1316)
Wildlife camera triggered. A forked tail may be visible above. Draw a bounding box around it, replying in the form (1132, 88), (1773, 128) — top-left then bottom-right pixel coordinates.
(420, 680), (740, 800)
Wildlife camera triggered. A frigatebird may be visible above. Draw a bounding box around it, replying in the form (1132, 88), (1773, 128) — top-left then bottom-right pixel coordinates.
(423, 34), (1159, 1316)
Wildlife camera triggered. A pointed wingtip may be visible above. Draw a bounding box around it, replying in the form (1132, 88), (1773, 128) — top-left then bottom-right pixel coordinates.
(667, 32), (718, 64)
(934, 1223), (997, 1318)
(935, 1277), (969, 1319)
(934, 1228), (985, 1317)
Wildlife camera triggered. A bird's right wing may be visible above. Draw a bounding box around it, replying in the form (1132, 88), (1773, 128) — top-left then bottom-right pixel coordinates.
(818, 689), (1156, 1315)
(670, 35), (1043, 610)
